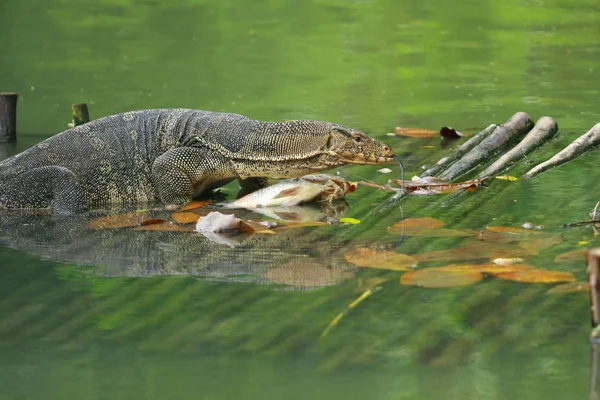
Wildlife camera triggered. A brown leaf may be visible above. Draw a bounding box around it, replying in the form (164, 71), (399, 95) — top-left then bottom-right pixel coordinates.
(171, 211), (201, 224)
(387, 218), (476, 237)
(554, 249), (586, 263)
(179, 200), (213, 212)
(395, 127), (439, 138)
(400, 268), (482, 288)
(546, 282), (589, 294)
(136, 221), (193, 232)
(88, 211), (149, 230)
(494, 269), (576, 284)
(344, 248), (417, 271)
(412, 241), (539, 263)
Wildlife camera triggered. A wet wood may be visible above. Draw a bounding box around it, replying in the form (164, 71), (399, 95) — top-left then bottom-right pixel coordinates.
(421, 124), (497, 178)
(481, 116), (558, 178)
(588, 248), (600, 328)
(72, 103), (90, 127)
(0, 92), (18, 142)
(438, 112), (534, 181)
(524, 123), (600, 180)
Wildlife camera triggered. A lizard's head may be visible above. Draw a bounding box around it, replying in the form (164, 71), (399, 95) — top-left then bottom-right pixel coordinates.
(324, 124), (396, 165)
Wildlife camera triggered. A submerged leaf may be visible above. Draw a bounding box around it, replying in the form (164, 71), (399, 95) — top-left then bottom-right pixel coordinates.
(136, 221), (193, 232)
(494, 269), (576, 284)
(387, 218), (475, 237)
(344, 248), (417, 271)
(400, 268), (482, 288)
(554, 249), (586, 263)
(486, 226), (541, 235)
(88, 211), (149, 229)
(546, 282), (589, 294)
(519, 235), (563, 251)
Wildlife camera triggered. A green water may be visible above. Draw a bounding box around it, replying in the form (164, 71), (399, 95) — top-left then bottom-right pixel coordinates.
(1, 0), (600, 399)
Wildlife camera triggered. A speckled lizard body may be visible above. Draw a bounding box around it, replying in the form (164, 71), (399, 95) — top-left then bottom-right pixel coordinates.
(0, 109), (396, 214)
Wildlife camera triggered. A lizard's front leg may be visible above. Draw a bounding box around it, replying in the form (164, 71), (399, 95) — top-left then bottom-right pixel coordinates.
(151, 147), (235, 205)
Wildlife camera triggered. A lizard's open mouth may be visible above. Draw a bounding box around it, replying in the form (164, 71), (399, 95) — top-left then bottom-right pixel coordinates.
(337, 151), (396, 165)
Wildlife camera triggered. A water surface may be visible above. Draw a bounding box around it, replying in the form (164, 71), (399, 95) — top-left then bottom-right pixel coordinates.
(1, 0), (599, 398)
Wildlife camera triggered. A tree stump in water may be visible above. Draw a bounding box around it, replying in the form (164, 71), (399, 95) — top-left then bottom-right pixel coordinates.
(0, 92), (18, 142)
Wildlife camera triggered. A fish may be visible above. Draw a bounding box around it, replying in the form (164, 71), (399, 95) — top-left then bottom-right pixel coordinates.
(229, 174), (353, 209)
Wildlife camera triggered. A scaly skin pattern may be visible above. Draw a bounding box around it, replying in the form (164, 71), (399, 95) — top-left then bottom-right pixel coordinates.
(0, 109), (395, 213)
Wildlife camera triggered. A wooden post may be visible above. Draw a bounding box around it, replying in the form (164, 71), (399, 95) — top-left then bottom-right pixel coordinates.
(588, 249), (600, 328)
(0, 92), (18, 142)
(71, 103), (90, 127)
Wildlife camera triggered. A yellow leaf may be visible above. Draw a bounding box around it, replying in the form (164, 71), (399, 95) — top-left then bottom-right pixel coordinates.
(494, 269), (576, 283)
(340, 217), (361, 225)
(579, 241), (590, 245)
(495, 175), (518, 181)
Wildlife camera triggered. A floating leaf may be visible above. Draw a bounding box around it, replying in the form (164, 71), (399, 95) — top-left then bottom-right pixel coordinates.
(495, 175), (518, 181)
(400, 268), (482, 288)
(554, 249), (586, 263)
(494, 269), (576, 283)
(88, 211), (149, 229)
(179, 200), (213, 211)
(395, 127), (439, 138)
(546, 282), (589, 294)
(140, 218), (168, 226)
(492, 257), (525, 265)
(171, 211), (202, 224)
(392, 217), (446, 229)
(344, 248), (417, 271)
(340, 217), (361, 225)
(378, 168), (392, 174)
(579, 241), (590, 245)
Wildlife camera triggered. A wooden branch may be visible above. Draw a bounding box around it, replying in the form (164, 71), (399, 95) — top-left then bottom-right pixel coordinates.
(438, 112), (534, 181)
(524, 123), (600, 180)
(588, 248), (600, 328)
(480, 116), (558, 178)
(421, 124), (497, 178)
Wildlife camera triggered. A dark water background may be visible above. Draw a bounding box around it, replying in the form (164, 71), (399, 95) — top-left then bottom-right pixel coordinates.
(1, 0), (599, 399)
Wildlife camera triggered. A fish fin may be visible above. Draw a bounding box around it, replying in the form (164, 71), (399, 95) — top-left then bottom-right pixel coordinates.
(272, 187), (300, 199)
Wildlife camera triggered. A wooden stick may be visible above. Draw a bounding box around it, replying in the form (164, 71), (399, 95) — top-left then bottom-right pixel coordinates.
(71, 103), (90, 127)
(480, 116), (558, 178)
(438, 112), (534, 181)
(524, 123), (600, 180)
(587, 248), (600, 328)
(0, 92), (18, 142)
(421, 124), (497, 177)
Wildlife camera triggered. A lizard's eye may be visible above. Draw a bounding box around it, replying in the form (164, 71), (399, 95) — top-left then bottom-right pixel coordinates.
(354, 136), (362, 143)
